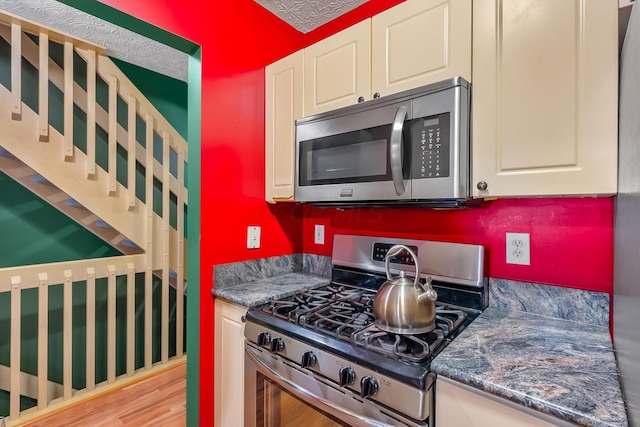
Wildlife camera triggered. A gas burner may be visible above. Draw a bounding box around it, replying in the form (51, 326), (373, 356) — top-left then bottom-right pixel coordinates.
(352, 325), (445, 363)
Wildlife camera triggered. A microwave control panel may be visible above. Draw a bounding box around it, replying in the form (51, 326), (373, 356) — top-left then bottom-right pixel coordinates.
(411, 112), (450, 179)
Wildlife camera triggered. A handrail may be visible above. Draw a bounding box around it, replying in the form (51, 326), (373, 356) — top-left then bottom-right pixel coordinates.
(0, 9), (105, 54)
(0, 255), (146, 293)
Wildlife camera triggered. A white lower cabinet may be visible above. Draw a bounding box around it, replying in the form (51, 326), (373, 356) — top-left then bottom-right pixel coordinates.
(436, 377), (559, 427)
(214, 299), (247, 427)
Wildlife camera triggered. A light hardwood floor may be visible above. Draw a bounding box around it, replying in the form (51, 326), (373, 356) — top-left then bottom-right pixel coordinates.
(21, 362), (186, 427)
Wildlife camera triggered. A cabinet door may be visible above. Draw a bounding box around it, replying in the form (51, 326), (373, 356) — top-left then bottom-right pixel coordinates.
(265, 50), (304, 202)
(214, 299), (248, 427)
(472, 0), (618, 197)
(436, 378), (557, 427)
(304, 19), (371, 115)
(371, 0), (471, 97)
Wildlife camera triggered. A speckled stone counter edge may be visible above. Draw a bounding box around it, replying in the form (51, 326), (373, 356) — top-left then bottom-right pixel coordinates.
(489, 278), (610, 327)
(213, 253), (331, 290)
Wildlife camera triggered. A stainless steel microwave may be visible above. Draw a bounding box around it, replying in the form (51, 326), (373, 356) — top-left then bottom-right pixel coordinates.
(294, 77), (471, 207)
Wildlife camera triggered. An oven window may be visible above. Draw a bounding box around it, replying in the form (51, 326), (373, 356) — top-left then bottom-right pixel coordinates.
(255, 372), (350, 427)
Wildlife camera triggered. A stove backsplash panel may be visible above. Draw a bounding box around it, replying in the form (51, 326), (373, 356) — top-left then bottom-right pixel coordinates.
(214, 253), (331, 290)
(302, 253), (332, 277)
(489, 278), (610, 327)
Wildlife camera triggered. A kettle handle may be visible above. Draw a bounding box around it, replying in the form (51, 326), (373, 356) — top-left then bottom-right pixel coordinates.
(385, 245), (420, 288)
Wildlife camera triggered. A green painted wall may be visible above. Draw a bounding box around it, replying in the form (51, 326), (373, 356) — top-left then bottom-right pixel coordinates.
(0, 173), (121, 266)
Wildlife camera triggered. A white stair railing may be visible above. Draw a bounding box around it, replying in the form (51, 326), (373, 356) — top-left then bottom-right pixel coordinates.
(0, 256), (185, 425)
(0, 8), (188, 425)
(0, 9), (188, 275)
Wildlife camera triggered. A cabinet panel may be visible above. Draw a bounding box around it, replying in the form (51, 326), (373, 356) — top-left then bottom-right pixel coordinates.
(265, 50), (303, 202)
(472, 0), (618, 197)
(214, 299), (248, 427)
(436, 379), (557, 427)
(371, 0), (471, 97)
(304, 19), (371, 115)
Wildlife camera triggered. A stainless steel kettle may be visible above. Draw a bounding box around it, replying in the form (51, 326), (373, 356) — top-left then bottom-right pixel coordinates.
(373, 245), (438, 334)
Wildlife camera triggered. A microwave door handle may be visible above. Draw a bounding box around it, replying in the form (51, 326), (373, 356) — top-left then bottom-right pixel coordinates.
(390, 105), (407, 196)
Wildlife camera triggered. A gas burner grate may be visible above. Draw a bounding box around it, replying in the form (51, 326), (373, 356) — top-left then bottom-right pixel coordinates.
(352, 325), (445, 363)
(301, 301), (376, 341)
(434, 308), (467, 336)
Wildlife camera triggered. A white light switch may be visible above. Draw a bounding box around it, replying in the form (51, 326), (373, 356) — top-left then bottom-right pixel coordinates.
(314, 224), (325, 245)
(247, 226), (261, 249)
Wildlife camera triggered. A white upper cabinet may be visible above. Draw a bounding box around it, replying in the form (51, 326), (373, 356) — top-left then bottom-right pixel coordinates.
(472, 0), (618, 197)
(265, 50), (304, 202)
(304, 0), (472, 116)
(371, 0), (472, 97)
(304, 19), (371, 115)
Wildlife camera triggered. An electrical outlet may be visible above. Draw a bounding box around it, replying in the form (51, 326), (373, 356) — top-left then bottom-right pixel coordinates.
(314, 224), (325, 245)
(247, 226), (261, 249)
(506, 232), (530, 265)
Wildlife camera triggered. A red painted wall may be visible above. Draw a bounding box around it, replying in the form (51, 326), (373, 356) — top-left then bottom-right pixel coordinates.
(304, 198), (614, 293)
(93, 0), (615, 424)
(96, 1), (404, 425)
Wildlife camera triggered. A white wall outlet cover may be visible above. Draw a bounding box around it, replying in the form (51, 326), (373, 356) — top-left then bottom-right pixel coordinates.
(247, 226), (261, 249)
(314, 224), (325, 245)
(506, 232), (530, 265)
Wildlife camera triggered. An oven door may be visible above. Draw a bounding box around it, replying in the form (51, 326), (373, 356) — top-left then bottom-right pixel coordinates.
(295, 101), (412, 203)
(245, 343), (429, 427)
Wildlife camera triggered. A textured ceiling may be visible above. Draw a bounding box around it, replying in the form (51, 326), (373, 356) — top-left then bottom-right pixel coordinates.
(254, 0), (370, 33)
(0, 0), (188, 82)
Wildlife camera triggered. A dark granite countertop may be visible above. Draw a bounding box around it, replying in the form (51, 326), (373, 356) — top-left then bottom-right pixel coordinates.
(431, 307), (627, 427)
(212, 272), (330, 307)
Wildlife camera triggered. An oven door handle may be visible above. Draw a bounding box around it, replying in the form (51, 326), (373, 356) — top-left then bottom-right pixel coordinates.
(390, 105), (407, 196)
(246, 345), (391, 427)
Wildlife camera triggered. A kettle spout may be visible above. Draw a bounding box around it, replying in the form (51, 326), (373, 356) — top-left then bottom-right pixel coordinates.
(417, 276), (438, 303)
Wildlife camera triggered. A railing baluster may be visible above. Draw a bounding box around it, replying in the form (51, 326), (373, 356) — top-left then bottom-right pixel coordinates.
(64, 41), (74, 160)
(127, 95), (137, 210)
(162, 131), (170, 364)
(144, 265), (152, 369)
(37, 273), (49, 409)
(63, 270), (73, 400)
(145, 114), (154, 369)
(86, 267), (96, 391)
(86, 49), (97, 177)
(38, 32), (49, 141)
(107, 265), (116, 383)
(176, 148), (185, 356)
(108, 76), (118, 196)
(126, 262), (135, 376)
(10, 23), (21, 121)
(10, 276), (21, 420)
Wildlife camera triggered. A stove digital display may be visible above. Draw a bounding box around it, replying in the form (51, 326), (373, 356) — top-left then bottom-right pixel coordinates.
(372, 243), (419, 265)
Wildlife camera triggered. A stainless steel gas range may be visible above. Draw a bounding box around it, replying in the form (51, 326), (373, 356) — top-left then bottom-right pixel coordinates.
(244, 234), (487, 427)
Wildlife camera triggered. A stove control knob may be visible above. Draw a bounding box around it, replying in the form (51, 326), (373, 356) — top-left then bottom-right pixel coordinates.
(301, 351), (317, 368)
(257, 332), (271, 347)
(339, 366), (356, 387)
(360, 376), (379, 398)
(269, 338), (285, 353)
